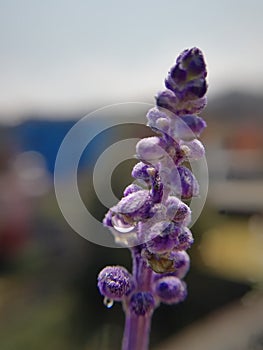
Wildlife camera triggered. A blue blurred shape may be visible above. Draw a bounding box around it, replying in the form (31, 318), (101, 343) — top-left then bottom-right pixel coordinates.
(13, 119), (103, 175)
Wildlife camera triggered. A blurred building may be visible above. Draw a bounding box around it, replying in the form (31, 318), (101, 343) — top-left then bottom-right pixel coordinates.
(204, 92), (263, 215)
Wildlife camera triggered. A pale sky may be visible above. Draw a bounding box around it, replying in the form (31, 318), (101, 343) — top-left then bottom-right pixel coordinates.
(1, 0), (263, 121)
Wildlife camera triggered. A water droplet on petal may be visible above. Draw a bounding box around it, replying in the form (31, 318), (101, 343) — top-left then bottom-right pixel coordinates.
(103, 297), (114, 308)
(111, 215), (135, 233)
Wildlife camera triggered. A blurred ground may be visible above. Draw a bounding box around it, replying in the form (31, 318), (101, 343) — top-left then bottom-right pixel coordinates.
(155, 292), (263, 350)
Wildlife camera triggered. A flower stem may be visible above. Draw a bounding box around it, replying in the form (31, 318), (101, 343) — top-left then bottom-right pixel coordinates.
(131, 246), (153, 289)
(122, 246), (154, 350)
(122, 311), (152, 350)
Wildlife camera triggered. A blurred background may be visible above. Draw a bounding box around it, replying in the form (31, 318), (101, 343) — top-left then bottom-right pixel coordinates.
(1, 1), (263, 349)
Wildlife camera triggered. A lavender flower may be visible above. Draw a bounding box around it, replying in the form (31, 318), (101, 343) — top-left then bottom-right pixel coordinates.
(97, 47), (208, 350)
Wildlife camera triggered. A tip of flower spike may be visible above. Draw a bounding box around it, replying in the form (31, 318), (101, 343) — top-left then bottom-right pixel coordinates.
(163, 47), (208, 114)
(172, 114), (207, 141)
(175, 47), (207, 79)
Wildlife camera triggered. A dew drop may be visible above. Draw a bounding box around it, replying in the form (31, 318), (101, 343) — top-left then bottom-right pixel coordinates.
(103, 297), (114, 308)
(111, 215), (135, 233)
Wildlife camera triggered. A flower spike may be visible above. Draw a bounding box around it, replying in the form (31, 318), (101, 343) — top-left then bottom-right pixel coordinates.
(97, 47), (208, 350)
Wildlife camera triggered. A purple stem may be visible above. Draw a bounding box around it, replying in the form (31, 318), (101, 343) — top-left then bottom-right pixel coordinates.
(122, 310), (152, 350)
(122, 246), (154, 350)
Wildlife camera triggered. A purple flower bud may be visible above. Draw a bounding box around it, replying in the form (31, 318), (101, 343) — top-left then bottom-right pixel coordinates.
(171, 64), (188, 83)
(155, 117), (171, 134)
(162, 47), (208, 123)
(176, 96), (207, 116)
(103, 210), (114, 227)
(146, 107), (171, 134)
(146, 107), (165, 125)
(164, 222), (183, 238)
(181, 139), (205, 160)
(123, 184), (143, 196)
(146, 203), (167, 224)
(147, 221), (182, 241)
(168, 250), (190, 270)
(178, 166), (199, 199)
(186, 49), (207, 76)
(130, 292), (155, 316)
(146, 222), (177, 254)
(165, 48), (207, 101)
(136, 137), (166, 164)
(176, 227), (194, 250)
(182, 79), (207, 101)
(166, 196), (191, 223)
(155, 90), (178, 115)
(176, 47), (207, 79)
(98, 266), (134, 301)
(177, 115), (206, 140)
(147, 235), (174, 254)
(115, 190), (153, 222)
(155, 276), (187, 304)
(132, 162), (153, 181)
